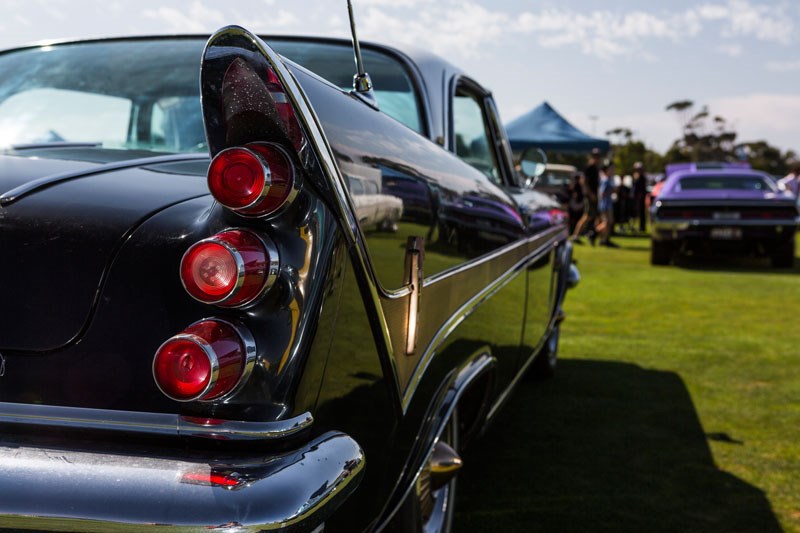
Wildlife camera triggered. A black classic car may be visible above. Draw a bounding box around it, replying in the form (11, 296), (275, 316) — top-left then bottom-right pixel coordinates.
(0, 24), (577, 532)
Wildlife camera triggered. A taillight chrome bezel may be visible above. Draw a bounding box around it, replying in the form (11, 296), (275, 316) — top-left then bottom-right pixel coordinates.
(208, 142), (299, 219)
(180, 229), (280, 308)
(152, 319), (257, 403)
(153, 332), (220, 402)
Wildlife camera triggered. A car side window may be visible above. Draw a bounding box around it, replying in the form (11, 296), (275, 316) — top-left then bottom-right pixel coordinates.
(452, 87), (502, 186)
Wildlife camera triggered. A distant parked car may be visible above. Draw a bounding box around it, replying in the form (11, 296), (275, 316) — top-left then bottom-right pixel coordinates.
(341, 161), (403, 231)
(535, 163), (577, 202)
(650, 163), (799, 267)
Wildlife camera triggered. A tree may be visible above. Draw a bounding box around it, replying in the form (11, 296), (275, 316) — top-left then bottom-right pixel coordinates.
(664, 102), (738, 163)
(663, 99), (796, 174)
(605, 127), (664, 174)
(737, 142), (797, 176)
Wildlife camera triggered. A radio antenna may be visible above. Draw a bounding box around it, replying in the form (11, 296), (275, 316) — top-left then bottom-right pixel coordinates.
(347, 0), (378, 108)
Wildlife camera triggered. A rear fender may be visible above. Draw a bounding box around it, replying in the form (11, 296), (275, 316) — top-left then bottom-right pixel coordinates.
(201, 26), (402, 415)
(377, 351), (496, 528)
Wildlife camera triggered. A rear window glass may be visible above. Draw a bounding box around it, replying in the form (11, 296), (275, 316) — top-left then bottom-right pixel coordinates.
(677, 175), (774, 191)
(272, 40), (424, 135)
(0, 38), (424, 153)
(539, 169), (573, 187)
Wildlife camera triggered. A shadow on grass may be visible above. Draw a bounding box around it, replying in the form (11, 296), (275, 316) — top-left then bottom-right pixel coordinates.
(614, 244), (651, 252)
(673, 253), (800, 274)
(454, 360), (781, 532)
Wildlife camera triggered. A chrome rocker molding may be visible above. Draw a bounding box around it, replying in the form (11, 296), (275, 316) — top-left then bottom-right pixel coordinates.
(0, 402), (313, 441)
(0, 430), (364, 532)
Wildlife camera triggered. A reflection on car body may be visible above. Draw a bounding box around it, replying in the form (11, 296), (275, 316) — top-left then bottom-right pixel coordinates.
(0, 22), (577, 532)
(341, 160), (403, 232)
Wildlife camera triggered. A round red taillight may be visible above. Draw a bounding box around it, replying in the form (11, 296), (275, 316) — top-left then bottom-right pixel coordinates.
(207, 143), (296, 217)
(180, 229), (279, 307)
(153, 319), (256, 402)
(207, 147), (267, 210)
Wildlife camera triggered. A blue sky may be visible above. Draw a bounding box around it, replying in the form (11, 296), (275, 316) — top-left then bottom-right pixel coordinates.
(1, 0), (798, 154)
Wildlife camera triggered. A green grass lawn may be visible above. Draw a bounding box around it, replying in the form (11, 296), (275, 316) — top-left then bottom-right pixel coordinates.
(455, 235), (800, 532)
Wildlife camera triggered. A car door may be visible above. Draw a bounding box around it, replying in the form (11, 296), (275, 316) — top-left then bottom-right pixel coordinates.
(465, 82), (560, 374)
(435, 76), (529, 388)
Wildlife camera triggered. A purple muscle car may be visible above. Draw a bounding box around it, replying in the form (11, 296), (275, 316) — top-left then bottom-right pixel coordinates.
(650, 163), (799, 267)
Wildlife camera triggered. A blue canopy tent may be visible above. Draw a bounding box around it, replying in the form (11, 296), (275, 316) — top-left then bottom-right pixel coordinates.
(506, 101), (610, 153)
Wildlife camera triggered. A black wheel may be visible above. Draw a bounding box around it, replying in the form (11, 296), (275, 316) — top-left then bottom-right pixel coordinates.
(771, 241), (795, 268)
(388, 414), (460, 533)
(531, 324), (559, 379)
(651, 240), (672, 265)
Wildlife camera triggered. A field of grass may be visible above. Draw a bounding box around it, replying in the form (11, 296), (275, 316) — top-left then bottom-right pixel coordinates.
(455, 235), (800, 531)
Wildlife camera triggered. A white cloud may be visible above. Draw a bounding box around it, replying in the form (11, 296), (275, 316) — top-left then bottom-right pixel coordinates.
(516, 9), (704, 60)
(352, 0), (794, 62)
(720, 0), (793, 44)
(716, 43), (743, 56)
(359, 0), (432, 5)
(360, 3), (507, 58)
(142, 1), (224, 33)
(766, 59), (800, 72)
(711, 93), (800, 149)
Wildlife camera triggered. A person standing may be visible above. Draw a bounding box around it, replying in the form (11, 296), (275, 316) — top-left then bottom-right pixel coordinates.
(632, 161), (648, 232)
(567, 172), (585, 235)
(779, 165), (800, 196)
(598, 162), (619, 247)
(571, 148), (602, 244)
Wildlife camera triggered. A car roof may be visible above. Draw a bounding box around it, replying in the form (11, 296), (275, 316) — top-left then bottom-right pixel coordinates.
(662, 168), (775, 194)
(669, 168), (769, 181)
(0, 33), (467, 146)
(664, 161), (750, 177)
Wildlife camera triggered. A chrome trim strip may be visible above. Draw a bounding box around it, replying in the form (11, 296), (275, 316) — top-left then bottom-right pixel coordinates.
(401, 230), (563, 411)
(489, 240), (575, 418)
(0, 402), (313, 441)
(654, 219), (798, 227)
(656, 199), (796, 208)
(424, 225), (563, 287)
(0, 153), (210, 207)
(486, 301), (563, 423)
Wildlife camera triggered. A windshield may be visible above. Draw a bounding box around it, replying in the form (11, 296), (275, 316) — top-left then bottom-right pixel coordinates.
(677, 174), (776, 192)
(539, 168), (574, 188)
(0, 38), (424, 153)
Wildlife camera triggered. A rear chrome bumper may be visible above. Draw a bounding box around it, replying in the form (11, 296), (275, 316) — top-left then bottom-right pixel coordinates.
(0, 430), (364, 532)
(652, 219), (797, 245)
(653, 218), (798, 229)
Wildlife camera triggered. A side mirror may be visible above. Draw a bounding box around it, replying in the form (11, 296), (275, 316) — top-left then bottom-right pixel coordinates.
(518, 147), (547, 188)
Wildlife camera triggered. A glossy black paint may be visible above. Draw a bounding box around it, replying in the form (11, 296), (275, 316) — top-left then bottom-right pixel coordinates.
(0, 27), (574, 532)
